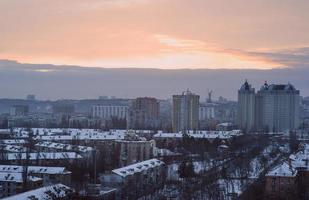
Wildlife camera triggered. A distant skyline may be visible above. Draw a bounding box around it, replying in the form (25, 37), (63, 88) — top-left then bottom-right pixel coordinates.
(1, 0), (309, 69)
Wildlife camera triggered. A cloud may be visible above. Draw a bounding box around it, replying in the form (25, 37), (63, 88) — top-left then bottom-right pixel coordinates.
(1, 0), (309, 69)
(223, 47), (309, 68)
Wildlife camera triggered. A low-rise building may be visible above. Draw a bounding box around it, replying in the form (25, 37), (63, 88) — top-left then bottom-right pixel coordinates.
(0, 172), (43, 198)
(265, 144), (309, 199)
(35, 141), (93, 155)
(2, 152), (82, 165)
(2, 183), (74, 200)
(115, 140), (155, 167)
(0, 165), (71, 186)
(100, 159), (166, 200)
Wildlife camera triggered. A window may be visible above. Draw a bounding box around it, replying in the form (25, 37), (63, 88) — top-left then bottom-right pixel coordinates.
(272, 178), (276, 192)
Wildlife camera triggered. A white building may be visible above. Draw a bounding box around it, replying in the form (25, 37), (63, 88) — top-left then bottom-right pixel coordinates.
(0, 172), (42, 198)
(92, 105), (129, 120)
(2, 184), (73, 200)
(101, 159), (166, 199)
(199, 104), (215, 120)
(237, 80), (255, 133)
(255, 83), (300, 132)
(0, 165), (71, 186)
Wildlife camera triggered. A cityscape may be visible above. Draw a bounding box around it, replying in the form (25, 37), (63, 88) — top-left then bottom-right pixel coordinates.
(0, 1), (309, 200)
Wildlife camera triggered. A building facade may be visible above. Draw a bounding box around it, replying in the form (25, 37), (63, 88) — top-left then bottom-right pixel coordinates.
(199, 104), (215, 121)
(92, 105), (128, 121)
(237, 81), (300, 133)
(172, 90), (199, 132)
(129, 97), (160, 129)
(100, 159), (166, 200)
(255, 83), (300, 132)
(237, 80), (255, 133)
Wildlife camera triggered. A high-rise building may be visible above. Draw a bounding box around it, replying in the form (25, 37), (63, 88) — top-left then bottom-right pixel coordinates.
(237, 80), (256, 132)
(26, 94), (36, 101)
(237, 80), (300, 133)
(172, 90), (199, 132)
(129, 97), (160, 129)
(9, 105), (29, 116)
(255, 82), (300, 132)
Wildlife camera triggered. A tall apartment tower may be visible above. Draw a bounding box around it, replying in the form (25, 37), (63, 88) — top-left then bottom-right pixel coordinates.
(172, 90), (199, 132)
(129, 97), (160, 129)
(255, 82), (300, 132)
(237, 80), (256, 133)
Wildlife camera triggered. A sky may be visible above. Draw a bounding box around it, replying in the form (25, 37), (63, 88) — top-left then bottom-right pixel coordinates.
(1, 0), (309, 69)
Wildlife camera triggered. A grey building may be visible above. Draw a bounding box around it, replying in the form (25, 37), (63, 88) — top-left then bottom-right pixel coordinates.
(255, 82), (300, 132)
(129, 97), (160, 130)
(237, 80), (300, 133)
(100, 159), (166, 200)
(237, 80), (255, 133)
(172, 90), (199, 132)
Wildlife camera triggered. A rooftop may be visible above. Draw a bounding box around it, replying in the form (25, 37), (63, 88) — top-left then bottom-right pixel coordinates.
(0, 165), (71, 175)
(266, 162), (296, 177)
(35, 141), (93, 153)
(112, 158), (165, 177)
(4, 152), (82, 160)
(2, 184), (73, 200)
(0, 172), (42, 183)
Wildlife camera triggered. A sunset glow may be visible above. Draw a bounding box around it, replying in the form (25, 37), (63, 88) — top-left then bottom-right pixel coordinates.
(1, 0), (309, 69)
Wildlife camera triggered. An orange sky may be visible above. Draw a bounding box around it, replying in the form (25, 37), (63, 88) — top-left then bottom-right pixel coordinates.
(1, 0), (309, 69)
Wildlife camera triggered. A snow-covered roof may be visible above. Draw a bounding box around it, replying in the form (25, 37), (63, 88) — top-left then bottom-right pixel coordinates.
(266, 162), (297, 177)
(153, 130), (241, 139)
(35, 132), (124, 141)
(112, 159), (165, 178)
(1, 144), (27, 152)
(35, 141), (93, 153)
(0, 139), (27, 145)
(217, 122), (233, 127)
(4, 152), (82, 160)
(2, 184), (73, 200)
(0, 165), (71, 175)
(0, 172), (42, 183)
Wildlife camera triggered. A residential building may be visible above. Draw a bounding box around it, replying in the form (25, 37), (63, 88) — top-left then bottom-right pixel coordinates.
(237, 81), (300, 133)
(115, 140), (155, 167)
(2, 152), (82, 165)
(172, 90), (199, 132)
(9, 105), (29, 117)
(129, 97), (160, 129)
(2, 183), (74, 200)
(237, 80), (255, 133)
(255, 82), (300, 132)
(100, 159), (166, 200)
(92, 105), (128, 121)
(0, 172), (43, 198)
(265, 144), (309, 199)
(199, 104), (215, 121)
(0, 165), (72, 186)
(26, 95), (36, 101)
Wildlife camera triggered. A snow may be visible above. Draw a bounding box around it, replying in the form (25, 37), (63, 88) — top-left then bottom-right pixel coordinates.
(2, 184), (73, 200)
(0, 172), (42, 183)
(112, 159), (164, 177)
(266, 162), (296, 177)
(0, 165), (71, 175)
(5, 152), (82, 160)
(0, 139), (27, 145)
(35, 141), (93, 153)
(153, 130), (241, 140)
(1, 144), (27, 152)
